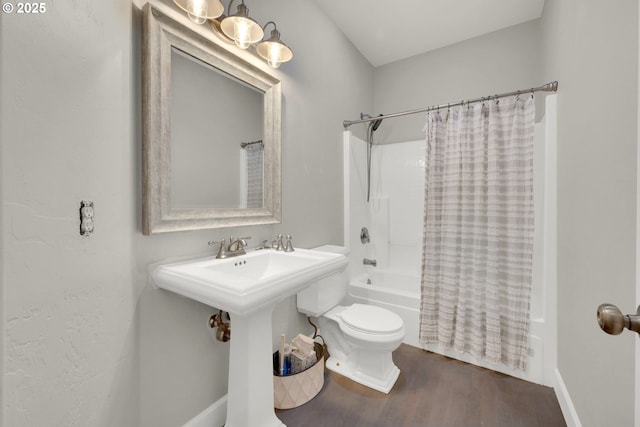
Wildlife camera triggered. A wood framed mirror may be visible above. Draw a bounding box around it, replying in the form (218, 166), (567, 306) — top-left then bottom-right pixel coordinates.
(142, 2), (281, 235)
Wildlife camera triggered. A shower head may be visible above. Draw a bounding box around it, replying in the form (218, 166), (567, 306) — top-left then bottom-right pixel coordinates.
(371, 114), (383, 132)
(360, 113), (383, 203)
(361, 113), (384, 132)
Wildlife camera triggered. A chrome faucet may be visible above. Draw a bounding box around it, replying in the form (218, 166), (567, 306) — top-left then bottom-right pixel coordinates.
(209, 237), (251, 259)
(272, 234), (294, 252)
(273, 234), (285, 251)
(228, 236), (250, 253)
(284, 235), (295, 252)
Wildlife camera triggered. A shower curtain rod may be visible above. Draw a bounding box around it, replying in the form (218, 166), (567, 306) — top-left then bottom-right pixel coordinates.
(240, 139), (263, 148)
(342, 81), (558, 129)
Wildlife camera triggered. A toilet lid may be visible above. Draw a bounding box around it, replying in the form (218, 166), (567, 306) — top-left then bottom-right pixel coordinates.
(341, 304), (403, 335)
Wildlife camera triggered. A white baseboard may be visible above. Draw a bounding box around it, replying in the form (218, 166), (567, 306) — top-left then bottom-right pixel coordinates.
(553, 369), (582, 427)
(182, 395), (227, 427)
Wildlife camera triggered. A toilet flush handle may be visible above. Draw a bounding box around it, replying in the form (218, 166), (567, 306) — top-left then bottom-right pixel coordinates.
(597, 303), (640, 336)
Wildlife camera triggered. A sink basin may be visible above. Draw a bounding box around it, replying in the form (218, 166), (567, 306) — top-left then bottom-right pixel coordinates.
(152, 248), (347, 315)
(152, 247), (348, 427)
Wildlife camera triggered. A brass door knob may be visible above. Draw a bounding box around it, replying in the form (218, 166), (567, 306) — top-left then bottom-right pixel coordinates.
(597, 303), (640, 335)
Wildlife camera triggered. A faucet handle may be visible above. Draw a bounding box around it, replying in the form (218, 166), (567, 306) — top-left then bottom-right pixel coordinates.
(208, 238), (225, 247)
(284, 235), (295, 252)
(208, 239), (227, 259)
(275, 234), (285, 251)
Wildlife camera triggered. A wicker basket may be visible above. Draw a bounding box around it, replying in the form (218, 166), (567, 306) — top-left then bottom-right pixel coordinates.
(273, 342), (325, 409)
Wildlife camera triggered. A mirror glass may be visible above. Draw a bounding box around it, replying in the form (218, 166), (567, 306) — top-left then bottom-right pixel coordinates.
(142, 3), (281, 234)
(170, 48), (264, 209)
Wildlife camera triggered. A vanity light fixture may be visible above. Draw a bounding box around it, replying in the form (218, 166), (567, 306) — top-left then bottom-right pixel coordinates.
(220, 0), (264, 49)
(256, 22), (293, 69)
(172, 0), (294, 68)
(173, 0), (224, 24)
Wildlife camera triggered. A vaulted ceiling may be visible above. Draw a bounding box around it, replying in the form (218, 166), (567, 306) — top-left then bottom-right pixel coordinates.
(314, 0), (545, 67)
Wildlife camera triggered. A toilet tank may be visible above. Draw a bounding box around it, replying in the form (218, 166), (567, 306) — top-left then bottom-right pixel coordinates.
(296, 245), (349, 317)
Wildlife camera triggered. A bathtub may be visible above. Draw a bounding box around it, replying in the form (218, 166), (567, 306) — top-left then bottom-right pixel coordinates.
(346, 267), (549, 386)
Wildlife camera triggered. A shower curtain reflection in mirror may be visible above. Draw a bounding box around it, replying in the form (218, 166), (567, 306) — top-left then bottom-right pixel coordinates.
(240, 141), (264, 209)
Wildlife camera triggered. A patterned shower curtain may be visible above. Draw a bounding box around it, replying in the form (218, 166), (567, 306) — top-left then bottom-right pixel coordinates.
(419, 96), (535, 370)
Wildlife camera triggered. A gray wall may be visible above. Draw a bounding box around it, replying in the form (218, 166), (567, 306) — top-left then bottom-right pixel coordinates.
(373, 20), (543, 144)
(1, 1), (373, 427)
(0, 0), (140, 426)
(2, 1), (138, 426)
(0, 9), (6, 426)
(542, 0), (638, 425)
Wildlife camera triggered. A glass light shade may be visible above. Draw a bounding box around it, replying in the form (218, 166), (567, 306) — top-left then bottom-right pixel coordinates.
(257, 41), (293, 68)
(173, 0), (224, 24)
(257, 31), (293, 68)
(220, 5), (264, 49)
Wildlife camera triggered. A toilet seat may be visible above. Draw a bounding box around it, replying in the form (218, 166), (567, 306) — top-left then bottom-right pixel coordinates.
(340, 303), (403, 335)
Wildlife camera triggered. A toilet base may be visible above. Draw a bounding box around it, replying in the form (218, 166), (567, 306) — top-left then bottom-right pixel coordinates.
(324, 354), (400, 394)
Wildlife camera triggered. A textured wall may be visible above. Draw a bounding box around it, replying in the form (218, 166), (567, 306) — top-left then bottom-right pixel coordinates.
(1, 1), (373, 426)
(1, 1), (138, 426)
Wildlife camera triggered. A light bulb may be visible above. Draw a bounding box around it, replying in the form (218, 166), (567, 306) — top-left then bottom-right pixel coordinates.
(267, 59), (281, 69)
(233, 20), (252, 49)
(267, 44), (283, 68)
(187, 0), (207, 24)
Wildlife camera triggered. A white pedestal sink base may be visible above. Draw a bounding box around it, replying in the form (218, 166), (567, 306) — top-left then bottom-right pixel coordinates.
(225, 306), (285, 427)
(151, 249), (347, 427)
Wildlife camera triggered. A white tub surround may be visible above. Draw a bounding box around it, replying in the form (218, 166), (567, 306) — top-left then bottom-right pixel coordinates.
(343, 95), (557, 386)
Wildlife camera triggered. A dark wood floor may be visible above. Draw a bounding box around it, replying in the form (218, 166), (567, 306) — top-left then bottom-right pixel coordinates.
(276, 344), (566, 427)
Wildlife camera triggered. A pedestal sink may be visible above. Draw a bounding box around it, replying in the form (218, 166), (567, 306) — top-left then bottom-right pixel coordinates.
(151, 248), (348, 427)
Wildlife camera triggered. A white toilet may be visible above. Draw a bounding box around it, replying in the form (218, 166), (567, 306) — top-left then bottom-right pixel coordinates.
(297, 245), (405, 394)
